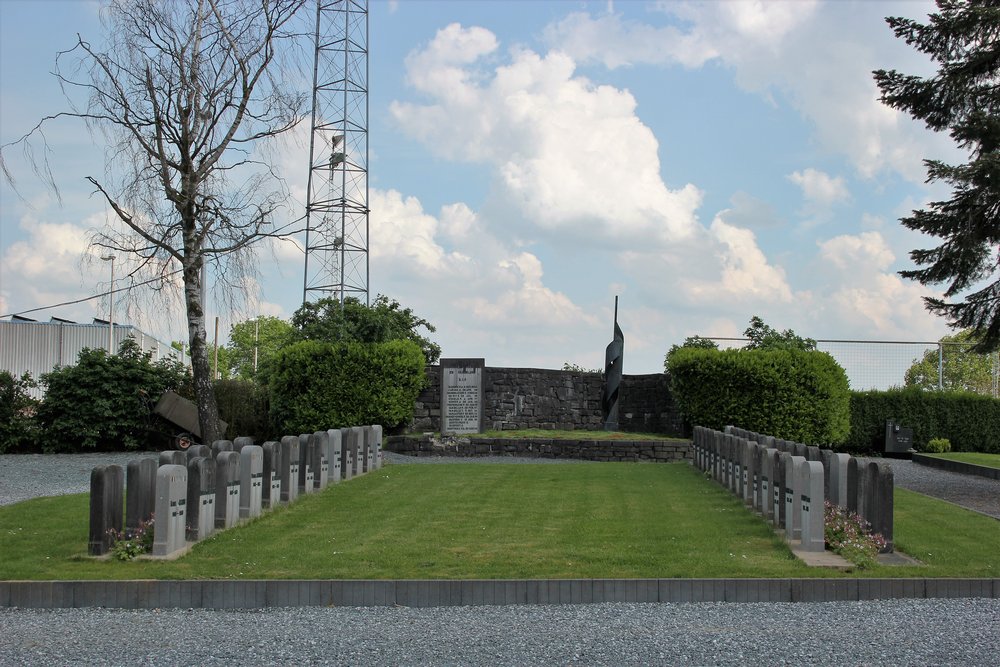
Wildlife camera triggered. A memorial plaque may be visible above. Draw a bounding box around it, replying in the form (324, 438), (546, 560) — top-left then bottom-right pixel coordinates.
(440, 358), (485, 435)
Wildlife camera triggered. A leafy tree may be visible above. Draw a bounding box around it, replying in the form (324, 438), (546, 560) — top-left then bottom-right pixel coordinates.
(561, 362), (602, 374)
(904, 329), (996, 394)
(225, 316), (294, 380)
(291, 295), (441, 364)
(873, 1), (1000, 353)
(3, 0), (308, 445)
(37, 338), (192, 451)
(743, 315), (816, 351)
(665, 336), (720, 373)
(0, 371), (40, 453)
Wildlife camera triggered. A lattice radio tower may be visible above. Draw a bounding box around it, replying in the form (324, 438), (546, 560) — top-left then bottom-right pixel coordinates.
(302, 0), (369, 306)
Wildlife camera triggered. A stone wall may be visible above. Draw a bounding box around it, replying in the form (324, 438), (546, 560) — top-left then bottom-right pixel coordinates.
(410, 366), (684, 436)
(386, 435), (691, 463)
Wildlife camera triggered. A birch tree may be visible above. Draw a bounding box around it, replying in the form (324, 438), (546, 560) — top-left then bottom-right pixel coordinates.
(3, 0), (307, 443)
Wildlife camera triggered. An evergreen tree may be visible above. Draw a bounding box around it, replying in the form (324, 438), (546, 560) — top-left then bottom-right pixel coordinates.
(873, 1), (1000, 352)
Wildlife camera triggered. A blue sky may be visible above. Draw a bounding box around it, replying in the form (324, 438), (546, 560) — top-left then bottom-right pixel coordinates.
(0, 0), (960, 378)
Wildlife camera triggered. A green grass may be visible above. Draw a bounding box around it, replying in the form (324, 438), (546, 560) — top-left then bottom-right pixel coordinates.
(2, 465), (999, 581)
(922, 452), (1000, 470)
(470, 429), (681, 441)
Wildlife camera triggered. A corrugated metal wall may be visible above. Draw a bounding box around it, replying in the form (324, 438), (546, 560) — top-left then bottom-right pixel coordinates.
(0, 321), (187, 398)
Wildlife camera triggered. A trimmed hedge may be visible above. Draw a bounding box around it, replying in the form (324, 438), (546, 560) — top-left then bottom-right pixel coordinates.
(214, 379), (273, 443)
(669, 347), (850, 445)
(845, 388), (1000, 454)
(267, 339), (426, 434)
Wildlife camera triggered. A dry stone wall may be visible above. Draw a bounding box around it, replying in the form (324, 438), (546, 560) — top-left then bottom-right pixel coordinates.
(410, 366), (683, 436)
(386, 434), (690, 463)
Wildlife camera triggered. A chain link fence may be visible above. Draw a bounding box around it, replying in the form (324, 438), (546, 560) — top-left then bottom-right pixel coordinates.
(706, 338), (1000, 395)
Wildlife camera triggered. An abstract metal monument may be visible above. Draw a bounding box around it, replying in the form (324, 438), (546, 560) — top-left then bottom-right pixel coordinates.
(302, 0), (370, 306)
(602, 296), (624, 430)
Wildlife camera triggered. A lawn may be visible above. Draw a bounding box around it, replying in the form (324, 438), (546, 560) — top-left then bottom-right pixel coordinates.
(922, 452), (1000, 470)
(1, 463), (998, 581)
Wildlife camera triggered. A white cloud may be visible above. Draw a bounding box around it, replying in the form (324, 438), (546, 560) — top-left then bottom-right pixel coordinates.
(544, 1), (952, 182)
(788, 168), (850, 206)
(818, 231), (894, 272)
(390, 24), (702, 247)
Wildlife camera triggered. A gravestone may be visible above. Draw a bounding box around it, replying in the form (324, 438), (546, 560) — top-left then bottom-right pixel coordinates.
(372, 424), (383, 470)
(829, 453), (851, 507)
(125, 458), (157, 532)
(733, 437), (744, 497)
(798, 460), (825, 552)
(772, 450), (786, 528)
(819, 449), (834, 502)
(239, 445), (263, 519)
(186, 456), (216, 541)
(159, 450), (187, 467)
(280, 436), (300, 503)
(741, 439), (753, 504)
(726, 435), (738, 493)
(440, 358), (486, 435)
(214, 451), (241, 529)
(298, 434), (316, 494)
(186, 444), (211, 461)
(350, 426), (364, 476)
(784, 455), (806, 540)
(868, 461), (894, 552)
(806, 446), (822, 463)
(361, 427), (372, 474)
(343, 439), (354, 481)
(846, 457), (861, 514)
(152, 464), (187, 557)
(261, 441), (283, 508)
(212, 440), (234, 458)
(793, 443), (808, 459)
(88, 465), (124, 556)
(748, 443), (761, 508)
(761, 448), (778, 520)
(327, 429), (343, 484)
(312, 431), (330, 490)
(233, 436), (255, 451)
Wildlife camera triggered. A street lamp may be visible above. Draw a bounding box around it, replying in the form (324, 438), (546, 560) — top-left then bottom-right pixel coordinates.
(101, 255), (115, 353)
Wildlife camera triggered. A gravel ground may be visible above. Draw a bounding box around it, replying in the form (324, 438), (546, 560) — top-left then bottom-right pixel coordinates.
(866, 458), (1000, 520)
(0, 451), (161, 507)
(2, 599), (999, 666)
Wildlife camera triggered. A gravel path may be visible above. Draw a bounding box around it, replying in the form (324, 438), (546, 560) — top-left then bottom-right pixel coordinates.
(0, 451), (161, 507)
(2, 599), (1000, 666)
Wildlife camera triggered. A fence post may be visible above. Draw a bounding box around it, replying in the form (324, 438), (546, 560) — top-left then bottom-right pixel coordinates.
(938, 343), (943, 391)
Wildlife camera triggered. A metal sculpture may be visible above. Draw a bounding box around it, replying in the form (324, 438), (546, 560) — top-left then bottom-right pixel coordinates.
(602, 296), (624, 430)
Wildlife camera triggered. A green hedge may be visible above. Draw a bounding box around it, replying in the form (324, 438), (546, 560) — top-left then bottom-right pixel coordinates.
(845, 388), (1000, 454)
(214, 379), (272, 442)
(669, 347), (850, 445)
(267, 339), (426, 434)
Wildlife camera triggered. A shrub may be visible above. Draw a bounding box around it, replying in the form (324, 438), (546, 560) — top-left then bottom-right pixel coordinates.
(35, 338), (192, 452)
(267, 338), (426, 434)
(107, 517), (154, 561)
(214, 379), (272, 441)
(668, 347), (850, 444)
(0, 371), (41, 453)
(824, 501), (887, 569)
(922, 437), (952, 454)
(845, 388), (1000, 454)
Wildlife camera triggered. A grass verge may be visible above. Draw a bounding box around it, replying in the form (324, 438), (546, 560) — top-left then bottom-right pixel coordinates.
(922, 452), (1000, 470)
(1, 465), (998, 580)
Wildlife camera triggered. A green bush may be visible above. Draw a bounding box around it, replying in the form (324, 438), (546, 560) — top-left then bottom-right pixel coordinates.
(669, 347), (850, 444)
(0, 371), (41, 453)
(267, 338), (426, 434)
(923, 437), (952, 453)
(214, 379), (273, 442)
(846, 388), (1000, 454)
(35, 338), (192, 452)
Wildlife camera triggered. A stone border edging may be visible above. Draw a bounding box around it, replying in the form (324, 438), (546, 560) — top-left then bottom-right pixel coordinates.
(912, 454), (1000, 480)
(385, 436), (691, 463)
(2, 578), (997, 609)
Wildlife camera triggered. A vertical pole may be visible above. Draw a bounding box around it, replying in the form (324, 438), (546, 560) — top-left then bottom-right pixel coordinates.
(254, 319), (259, 374)
(937, 343), (943, 391)
(108, 257), (114, 354)
(213, 316), (220, 380)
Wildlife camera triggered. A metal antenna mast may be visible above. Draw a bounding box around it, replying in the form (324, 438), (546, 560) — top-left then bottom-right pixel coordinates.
(302, 0), (369, 306)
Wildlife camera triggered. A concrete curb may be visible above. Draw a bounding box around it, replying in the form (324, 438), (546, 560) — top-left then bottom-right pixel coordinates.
(2, 578), (998, 609)
(912, 454), (1000, 481)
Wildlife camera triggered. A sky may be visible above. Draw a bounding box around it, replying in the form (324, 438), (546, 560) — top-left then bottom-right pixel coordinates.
(0, 0), (963, 380)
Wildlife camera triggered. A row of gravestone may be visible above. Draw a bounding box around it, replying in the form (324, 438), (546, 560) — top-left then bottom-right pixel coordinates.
(88, 425), (383, 559)
(692, 425), (894, 553)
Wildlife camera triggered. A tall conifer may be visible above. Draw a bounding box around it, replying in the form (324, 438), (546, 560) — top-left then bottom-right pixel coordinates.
(874, 0), (1000, 352)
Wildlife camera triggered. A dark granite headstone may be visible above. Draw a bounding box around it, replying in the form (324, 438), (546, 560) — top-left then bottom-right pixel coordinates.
(186, 444), (211, 461)
(280, 436), (300, 503)
(261, 441), (282, 507)
(298, 434), (315, 494)
(312, 431), (330, 489)
(186, 456), (216, 541)
(159, 450), (187, 467)
(214, 451), (241, 529)
(846, 457), (861, 514)
(125, 458), (157, 532)
(88, 465), (124, 556)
